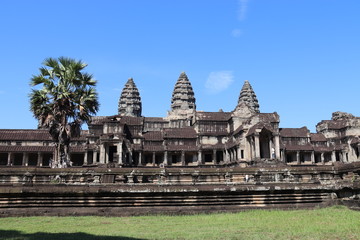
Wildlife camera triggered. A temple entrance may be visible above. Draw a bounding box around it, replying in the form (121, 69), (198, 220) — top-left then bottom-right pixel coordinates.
(259, 129), (271, 159)
(108, 146), (117, 163)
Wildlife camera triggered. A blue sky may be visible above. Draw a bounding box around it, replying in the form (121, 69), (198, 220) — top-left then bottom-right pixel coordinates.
(0, 0), (359, 132)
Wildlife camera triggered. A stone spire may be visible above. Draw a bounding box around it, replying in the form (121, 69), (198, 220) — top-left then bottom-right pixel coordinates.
(118, 78), (142, 117)
(168, 72), (196, 119)
(235, 80), (260, 113)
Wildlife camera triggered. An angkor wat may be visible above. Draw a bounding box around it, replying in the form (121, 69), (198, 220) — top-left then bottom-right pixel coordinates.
(1, 72), (360, 216)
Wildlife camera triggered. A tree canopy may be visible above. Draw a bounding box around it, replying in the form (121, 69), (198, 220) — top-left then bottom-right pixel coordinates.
(29, 57), (99, 167)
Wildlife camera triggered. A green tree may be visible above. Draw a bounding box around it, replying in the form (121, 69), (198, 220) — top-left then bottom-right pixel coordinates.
(29, 57), (99, 167)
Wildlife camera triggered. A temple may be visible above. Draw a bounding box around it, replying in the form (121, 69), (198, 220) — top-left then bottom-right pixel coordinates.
(1, 72), (360, 168)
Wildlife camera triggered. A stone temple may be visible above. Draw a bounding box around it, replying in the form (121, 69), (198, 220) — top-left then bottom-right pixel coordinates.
(1, 72), (360, 168)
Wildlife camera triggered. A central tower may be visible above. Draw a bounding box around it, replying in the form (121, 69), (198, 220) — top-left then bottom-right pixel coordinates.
(167, 72), (196, 123)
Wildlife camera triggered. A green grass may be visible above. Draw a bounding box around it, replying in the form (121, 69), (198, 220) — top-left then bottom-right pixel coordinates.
(0, 206), (359, 240)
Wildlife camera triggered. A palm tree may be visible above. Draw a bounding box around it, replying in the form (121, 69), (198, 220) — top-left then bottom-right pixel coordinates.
(29, 57), (99, 167)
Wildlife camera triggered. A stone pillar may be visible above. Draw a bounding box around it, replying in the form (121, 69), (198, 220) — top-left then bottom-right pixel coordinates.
(254, 134), (260, 159)
(198, 150), (202, 165)
(129, 150), (133, 165)
(237, 147), (241, 160)
(7, 153), (12, 166)
(152, 152), (156, 166)
(281, 149), (286, 162)
(225, 150), (230, 163)
(342, 151), (347, 162)
(181, 151), (185, 166)
(99, 144), (105, 164)
(331, 151), (336, 162)
(92, 151), (96, 164)
(138, 151), (142, 166)
(105, 145), (109, 164)
(23, 153), (28, 166)
(321, 152), (325, 165)
(311, 151), (315, 164)
(37, 152), (43, 167)
(118, 141), (123, 164)
(163, 151), (168, 165)
(212, 149), (216, 164)
(83, 151), (88, 165)
(274, 134), (280, 160)
(296, 151), (300, 165)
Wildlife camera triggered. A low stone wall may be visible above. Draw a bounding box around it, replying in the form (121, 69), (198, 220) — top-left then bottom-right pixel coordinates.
(0, 162), (359, 216)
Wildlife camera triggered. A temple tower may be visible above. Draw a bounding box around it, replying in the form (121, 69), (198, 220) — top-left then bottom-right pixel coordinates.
(235, 80), (260, 113)
(167, 72), (196, 120)
(118, 78), (142, 117)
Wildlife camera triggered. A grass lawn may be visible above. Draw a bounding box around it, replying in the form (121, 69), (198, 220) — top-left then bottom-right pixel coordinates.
(0, 206), (359, 240)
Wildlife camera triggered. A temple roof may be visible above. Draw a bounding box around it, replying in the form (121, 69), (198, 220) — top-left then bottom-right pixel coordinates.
(143, 131), (163, 141)
(310, 133), (327, 142)
(196, 112), (231, 121)
(236, 80), (260, 113)
(280, 127), (309, 138)
(118, 78), (142, 117)
(0, 129), (52, 141)
(168, 72), (196, 118)
(163, 127), (197, 139)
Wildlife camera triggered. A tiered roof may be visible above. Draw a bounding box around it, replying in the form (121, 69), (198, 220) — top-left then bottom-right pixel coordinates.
(118, 78), (142, 117)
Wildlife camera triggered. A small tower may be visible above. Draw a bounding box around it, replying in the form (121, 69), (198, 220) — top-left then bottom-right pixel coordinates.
(118, 78), (142, 117)
(235, 80), (260, 113)
(168, 72), (196, 119)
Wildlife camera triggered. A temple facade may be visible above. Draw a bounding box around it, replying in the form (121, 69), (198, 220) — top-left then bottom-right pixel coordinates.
(1, 72), (360, 167)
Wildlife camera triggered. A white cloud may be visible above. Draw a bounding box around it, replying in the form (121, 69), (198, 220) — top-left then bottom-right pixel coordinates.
(205, 71), (234, 94)
(231, 28), (242, 38)
(237, 0), (248, 21)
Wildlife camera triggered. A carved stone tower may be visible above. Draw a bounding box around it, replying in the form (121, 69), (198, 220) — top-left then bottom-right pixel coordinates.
(235, 80), (260, 113)
(168, 72), (196, 119)
(118, 78), (142, 117)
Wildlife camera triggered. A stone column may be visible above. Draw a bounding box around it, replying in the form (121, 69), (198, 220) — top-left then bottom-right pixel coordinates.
(181, 151), (185, 166)
(225, 150), (230, 163)
(212, 149), (216, 164)
(281, 149), (286, 162)
(246, 139), (252, 160)
(342, 151), (347, 162)
(197, 150), (202, 165)
(7, 153), (12, 166)
(274, 134), (280, 160)
(83, 151), (88, 166)
(37, 152), (43, 167)
(237, 147), (242, 160)
(296, 151), (300, 165)
(163, 151), (168, 165)
(321, 152), (325, 165)
(129, 150), (133, 165)
(92, 151), (96, 164)
(331, 151), (336, 162)
(138, 151), (142, 166)
(254, 133), (260, 159)
(99, 144), (105, 164)
(311, 151), (315, 164)
(105, 145), (109, 164)
(23, 153), (28, 166)
(118, 141), (123, 164)
(152, 152), (156, 166)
